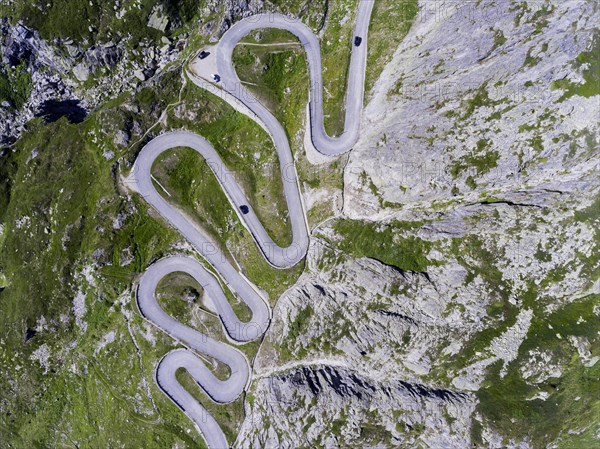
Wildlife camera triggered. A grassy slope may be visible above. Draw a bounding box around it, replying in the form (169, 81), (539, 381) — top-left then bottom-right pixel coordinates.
(6, 0), (202, 44)
(0, 71), (209, 447)
(470, 198), (600, 448)
(0, 65), (303, 448)
(326, 219), (435, 273)
(0, 62), (32, 110)
(232, 0), (418, 136)
(475, 294), (600, 448)
(162, 80), (293, 248)
(0, 67), (268, 448)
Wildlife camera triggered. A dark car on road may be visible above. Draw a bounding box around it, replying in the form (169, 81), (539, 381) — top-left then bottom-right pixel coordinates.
(354, 36), (362, 47)
(240, 205), (250, 214)
(198, 50), (210, 60)
(212, 74), (221, 82)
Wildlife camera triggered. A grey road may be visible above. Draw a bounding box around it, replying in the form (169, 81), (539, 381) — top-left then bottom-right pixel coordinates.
(217, 0), (374, 156)
(133, 1), (374, 447)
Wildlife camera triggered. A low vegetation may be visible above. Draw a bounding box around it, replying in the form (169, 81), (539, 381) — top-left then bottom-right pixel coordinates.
(0, 65), (281, 447)
(0, 61), (32, 109)
(328, 219), (434, 273)
(9, 0), (198, 45)
(0, 83), (201, 446)
(552, 31), (600, 100)
(475, 294), (600, 448)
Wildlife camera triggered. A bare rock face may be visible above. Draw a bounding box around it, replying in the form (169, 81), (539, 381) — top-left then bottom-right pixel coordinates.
(238, 365), (475, 449)
(244, 192), (597, 446)
(238, 239), (477, 447)
(0, 21), (70, 71)
(344, 0), (598, 219)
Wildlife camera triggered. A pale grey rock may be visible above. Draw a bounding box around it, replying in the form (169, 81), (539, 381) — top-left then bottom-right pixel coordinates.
(147, 5), (169, 32)
(65, 43), (81, 58)
(133, 69), (146, 81)
(239, 2), (599, 447)
(72, 63), (90, 82)
(520, 349), (564, 384)
(344, 0), (599, 219)
(113, 129), (130, 147)
(237, 365), (475, 449)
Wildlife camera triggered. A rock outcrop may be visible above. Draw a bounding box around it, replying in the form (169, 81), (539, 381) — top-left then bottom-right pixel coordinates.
(238, 364), (475, 449)
(239, 1), (599, 447)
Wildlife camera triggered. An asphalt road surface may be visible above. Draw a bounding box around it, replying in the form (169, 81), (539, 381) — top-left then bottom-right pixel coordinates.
(133, 1), (374, 447)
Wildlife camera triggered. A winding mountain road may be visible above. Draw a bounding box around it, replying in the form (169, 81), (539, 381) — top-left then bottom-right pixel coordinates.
(132, 1), (374, 447)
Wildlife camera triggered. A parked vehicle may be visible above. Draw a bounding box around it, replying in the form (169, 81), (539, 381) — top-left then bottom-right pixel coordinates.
(354, 36), (362, 47)
(198, 50), (210, 60)
(240, 205), (250, 214)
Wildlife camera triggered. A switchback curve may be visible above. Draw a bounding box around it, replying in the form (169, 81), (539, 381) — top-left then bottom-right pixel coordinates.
(133, 2), (374, 447)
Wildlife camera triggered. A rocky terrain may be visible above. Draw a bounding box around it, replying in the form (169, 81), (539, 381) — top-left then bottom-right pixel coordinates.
(0, 0), (598, 448)
(0, 0), (275, 146)
(238, 1), (600, 448)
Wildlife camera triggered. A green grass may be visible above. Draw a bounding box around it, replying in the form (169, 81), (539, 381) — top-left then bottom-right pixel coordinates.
(175, 368), (244, 446)
(288, 305), (314, 341)
(265, 0), (328, 30)
(427, 236), (518, 373)
(452, 236), (510, 299)
(328, 219), (434, 273)
(317, 0), (359, 136)
(449, 136), (500, 180)
(493, 29), (507, 49)
(427, 220), (600, 447)
(233, 0), (419, 137)
(551, 31), (600, 100)
(365, 0), (418, 93)
(0, 1), (426, 445)
(0, 69), (212, 447)
(233, 36), (309, 138)
(156, 266), (253, 328)
(0, 61), (32, 109)
(277, 305), (314, 362)
(524, 46), (540, 67)
(152, 77), (305, 302)
(0, 60), (298, 445)
(156, 272), (205, 323)
(0, 305), (207, 448)
(460, 84), (504, 120)
(230, 0), (419, 227)
(573, 195), (600, 224)
(0, 114), (202, 446)
(279, 308), (349, 362)
(232, 32), (349, 226)
(449, 149), (500, 179)
(0, 149), (18, 224)
(152, 147), (243, 250)
(475, 294), (600, 448)
(152, 145), (304, 300)
(165, 77), (293, 249)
